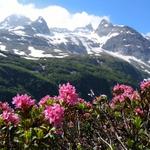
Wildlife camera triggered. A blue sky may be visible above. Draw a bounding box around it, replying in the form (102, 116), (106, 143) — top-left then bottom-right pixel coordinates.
(18, 0), (149, 34)
(0, 0), (149, 34)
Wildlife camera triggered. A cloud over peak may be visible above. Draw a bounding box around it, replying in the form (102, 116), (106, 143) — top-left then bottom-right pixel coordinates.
(0, 0), (109, 30)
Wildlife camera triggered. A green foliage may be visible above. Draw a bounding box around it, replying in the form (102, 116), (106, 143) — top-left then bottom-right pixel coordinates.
(0, 53), (145, 102)
(0, 81), (150, 149)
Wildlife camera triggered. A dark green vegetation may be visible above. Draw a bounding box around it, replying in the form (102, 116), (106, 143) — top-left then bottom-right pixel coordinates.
(0, 52), (145, 102)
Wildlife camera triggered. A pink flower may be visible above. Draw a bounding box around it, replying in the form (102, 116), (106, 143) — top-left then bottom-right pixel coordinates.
(134, 107), (144, 116)
(2, 110), (20, 125)
(85, 102), (92, 108)
(44, 104), (64, 127)
(59, 82), (78, 105)
(54, 129), (64, 135)
(140, 80), (150, 91)
(39, 95), (51, 106)
(130, 91), (141, 101)
(12, 94), (35, 110)
(78, 98), (92, 108)
(109, 102), (115, 109)
(113, 84), (134, 96)
(110, 84), (136, 107)
(0, 102), (12, 111)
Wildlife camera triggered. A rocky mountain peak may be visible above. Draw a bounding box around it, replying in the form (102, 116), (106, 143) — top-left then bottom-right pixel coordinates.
(0, 14), (31, 29)
(36, 16), (46, 24)
(85, 23), (93, 31)
(96, 19), (113, 36)
(31, 16), (50, 34)
(100, 19), (112, 27)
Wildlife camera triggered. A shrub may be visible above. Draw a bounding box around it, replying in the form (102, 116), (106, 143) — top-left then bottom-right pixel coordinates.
(0, 81), (150, 149)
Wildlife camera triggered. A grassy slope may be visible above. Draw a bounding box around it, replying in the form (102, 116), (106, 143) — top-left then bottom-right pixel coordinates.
(0, 53), (144, 102)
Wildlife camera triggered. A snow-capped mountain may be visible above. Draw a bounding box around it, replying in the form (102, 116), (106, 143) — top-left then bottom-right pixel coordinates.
(30, 16), (51, 35)
(0, 14), (31, 29)
(96, 19), (150, 61)
(0, 14), (150, 74)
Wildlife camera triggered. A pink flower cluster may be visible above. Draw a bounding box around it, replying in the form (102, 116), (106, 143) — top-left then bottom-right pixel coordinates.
(44, 104), (64, 127)
(38, 95), (51, 106)
(0, 102), (20, 125)
(1, 110), (20, 126)
(78, 98), (92, 108)
(110, 84), (139, 107)
(140, 80), (150, 91)
(0, 102), (12, 111)
(59, 82), (78, 105)
(113, 84), (134, 95)
(134, 107), (144, 116)
(12, 94), (35, 110)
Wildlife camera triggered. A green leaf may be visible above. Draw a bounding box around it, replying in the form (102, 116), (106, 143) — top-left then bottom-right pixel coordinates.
(78, 103), (85, 110)
(35, 128), (44, 139)
(133, 116), (142, 129)
(77, 142), (83, 150)
(114, 111), (121, 118)
(0, 117), (4, 125)
(126, 139), (134, 147)
(24, 129), (32, 143)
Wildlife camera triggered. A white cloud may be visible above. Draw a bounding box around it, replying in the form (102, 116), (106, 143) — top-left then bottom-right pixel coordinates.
(0, 0), (109, 30)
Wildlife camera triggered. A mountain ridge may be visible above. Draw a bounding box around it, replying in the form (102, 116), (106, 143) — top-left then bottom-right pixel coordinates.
(0, 14), (150, 75)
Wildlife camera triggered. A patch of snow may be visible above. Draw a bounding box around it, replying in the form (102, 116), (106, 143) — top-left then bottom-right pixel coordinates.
(124, 44), (131, 47)
(28, 46), (53, 58)
(126, 31), (135, 35)
(78, 37), (92, 54)
(123, 39), (126, 41)
(3, 37), (11, 41)
(105, 51), (131, 63)
(114, 24), (125, 27)
(94, 53), (101, 56)
(59, 52), (69, 56)
(92, 32), (119, 46)
(105, 51), (150, 69)
(13, 30), (26, 36)
(136, 45), (141, 48)
(91, 47), (103, 55)
(13, 49), (26, 55)
(37, 33), (68, 45)
(23, 56), (39, 60)
(0, 22), (9, 29)
(70, 36), (80, 45)
(36, 33), (50, 38)
(24, 49), (68, 59)
(13, 26), (25, 30)
(38, 19), (43, 23)
(32, 27), (36, 31)
(0, 45), (7, 51)
(144, 78), (150, 81)
(144, 70), (150, 74)
(51, 33), (68, 44)
(54, 55), (69, 58)
(53, 49), (62, 53)
(104, 24), (109, 27)
(0, 53), (7, 57)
